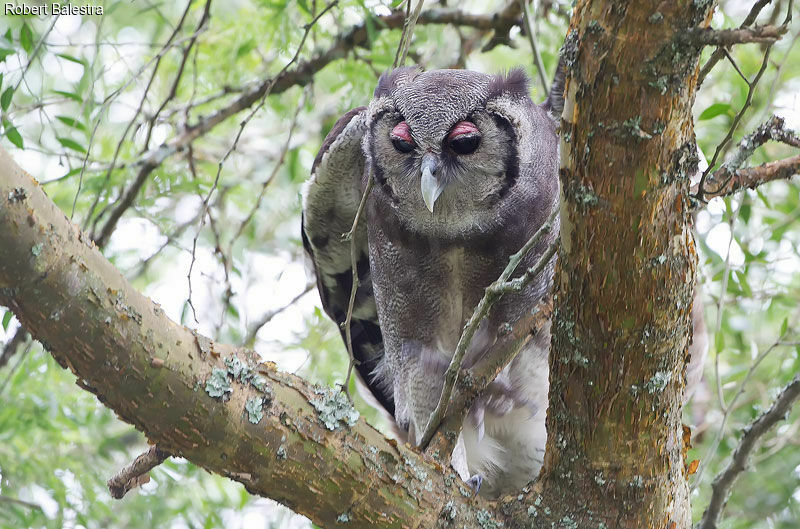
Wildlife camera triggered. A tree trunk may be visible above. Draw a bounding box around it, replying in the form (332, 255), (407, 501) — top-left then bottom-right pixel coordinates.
(534, 1), (709, 527)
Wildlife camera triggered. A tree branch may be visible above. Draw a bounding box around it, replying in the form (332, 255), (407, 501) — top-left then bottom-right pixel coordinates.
(683, 24), (787, 46)
(698, 0), (774, 84)
(698, 154), (800, 200)
(0, 146), (549, 529)
(419, 207), (559, 450)
(696, 373), (800, 529)
(85, 2), (526, 259)
(694, 115), (800, 201)
(107, 445), (171, 499)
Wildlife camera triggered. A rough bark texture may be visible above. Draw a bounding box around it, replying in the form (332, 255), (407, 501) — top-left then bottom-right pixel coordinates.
(534, 1), (710, 528)
(1, 1), (716, 527)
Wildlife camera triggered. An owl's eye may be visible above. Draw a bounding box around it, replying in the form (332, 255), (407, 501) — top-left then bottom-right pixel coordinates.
(447, 121), (481, 155)
(390, 121), (415, 153)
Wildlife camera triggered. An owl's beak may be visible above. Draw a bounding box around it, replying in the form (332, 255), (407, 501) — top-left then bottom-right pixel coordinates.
(420, 154), (445, 213)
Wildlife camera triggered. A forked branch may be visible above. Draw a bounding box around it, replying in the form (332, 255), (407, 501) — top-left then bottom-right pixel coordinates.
(697, 374), (800, 529)
(419, 206), (560, 450)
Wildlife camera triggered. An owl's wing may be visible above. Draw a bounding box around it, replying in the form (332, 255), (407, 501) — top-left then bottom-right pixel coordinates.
(301, 107), (394, 416)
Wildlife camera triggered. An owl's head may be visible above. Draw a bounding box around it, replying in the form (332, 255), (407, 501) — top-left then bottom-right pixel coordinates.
(363, 67), (558, 240)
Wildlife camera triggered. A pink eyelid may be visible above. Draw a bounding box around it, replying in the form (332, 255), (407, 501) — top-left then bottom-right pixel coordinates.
(391, 121), (414, 143)
(448, 121), (479, 138)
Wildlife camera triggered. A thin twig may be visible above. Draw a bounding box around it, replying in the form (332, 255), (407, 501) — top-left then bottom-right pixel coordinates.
(692, 327), (796, 491)
(698, 0), (773, 84)
(107, 445), (171, 499)
(0, 495), (43, 511)
(244, 283), (315, 346)
(0, 339), (33, 397)
(0, 326), (28, 369)
(92, 0), (212, 248)
(693, 45), (774, 201)
(696, 373), (800, 529)
(341, 177), (373, 399)
(519, 0), (549, 94)
(82, 0), (197, 227)
(693, 115), (800, 202)
(699, 154), (800, 200)
(339, 0), (426, 399)
(419, 207), (560, 449)
(393, 0), (426, 68)
(185, 1), (338, 324)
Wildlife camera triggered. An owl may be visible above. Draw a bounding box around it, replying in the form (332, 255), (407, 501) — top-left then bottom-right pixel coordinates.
(302, 66), (562, 498)
(301, 66), (707, 498)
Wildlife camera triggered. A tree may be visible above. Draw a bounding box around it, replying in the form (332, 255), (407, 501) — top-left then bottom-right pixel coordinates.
(1, 1), (799, 528)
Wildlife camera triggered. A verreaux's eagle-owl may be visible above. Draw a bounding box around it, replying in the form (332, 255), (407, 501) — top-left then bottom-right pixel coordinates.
(300, 66), (707, 498)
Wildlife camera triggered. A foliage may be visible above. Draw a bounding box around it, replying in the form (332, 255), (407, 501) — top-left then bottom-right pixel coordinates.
(0, 0), (799, 528)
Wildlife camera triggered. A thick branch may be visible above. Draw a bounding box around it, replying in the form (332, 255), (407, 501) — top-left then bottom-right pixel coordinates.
(697, 374), (800, 529)
(0, 147), (550, 528)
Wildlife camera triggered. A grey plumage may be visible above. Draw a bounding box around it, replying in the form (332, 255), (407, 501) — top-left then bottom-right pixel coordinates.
(301, 65), (707, 498)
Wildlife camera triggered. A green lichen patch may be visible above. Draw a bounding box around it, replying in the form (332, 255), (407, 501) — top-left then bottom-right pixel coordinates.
(245, 397), (264, 424)
(31, 243), (44, 256)
(250, 374), (270, 393)
(440, 501), (457, 522)
(310, 386), (359, 430)
(476, 509), (503, 529)
(645, 370), (672, 393)
(621, 116), (653, 141)
(561, 29), (580, 72)
(225, 355), (253, 383)
(205, 367), (232, 399)
(570, 183), (600, 208)
(336, 512), (350, 524)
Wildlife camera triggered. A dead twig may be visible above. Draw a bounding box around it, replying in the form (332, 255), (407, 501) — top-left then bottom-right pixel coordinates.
(107, 445), (171, 499)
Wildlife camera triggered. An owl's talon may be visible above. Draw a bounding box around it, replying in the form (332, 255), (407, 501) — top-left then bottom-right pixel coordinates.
(466, 474), (483, 493)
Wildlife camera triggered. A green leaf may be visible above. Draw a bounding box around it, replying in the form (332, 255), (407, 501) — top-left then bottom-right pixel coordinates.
(1, 86), (13, 111)
(3, 123), (23, 148)
(2, 310), (12, 331)
(20, 24), (33, 54)
(780, 317), (788, 337)
(53, 89), (82, 102)
(715, 330), (725, 353)
(235, 39), (256, 59)
(56, 115), (87, 132)
(56, 53), (86, 65)
(699, 103), (731, 121)
(57, 136), (87, 153)
(0, 34), (13, 61)
(0, 72), (3, 90)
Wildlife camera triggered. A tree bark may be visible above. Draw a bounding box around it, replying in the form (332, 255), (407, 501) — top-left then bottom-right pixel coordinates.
(1, 1), (718, 528)
(534, 1), (711, 527)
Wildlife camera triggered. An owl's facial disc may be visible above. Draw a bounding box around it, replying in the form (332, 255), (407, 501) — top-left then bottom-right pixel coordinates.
(420, 153), (444, 213)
